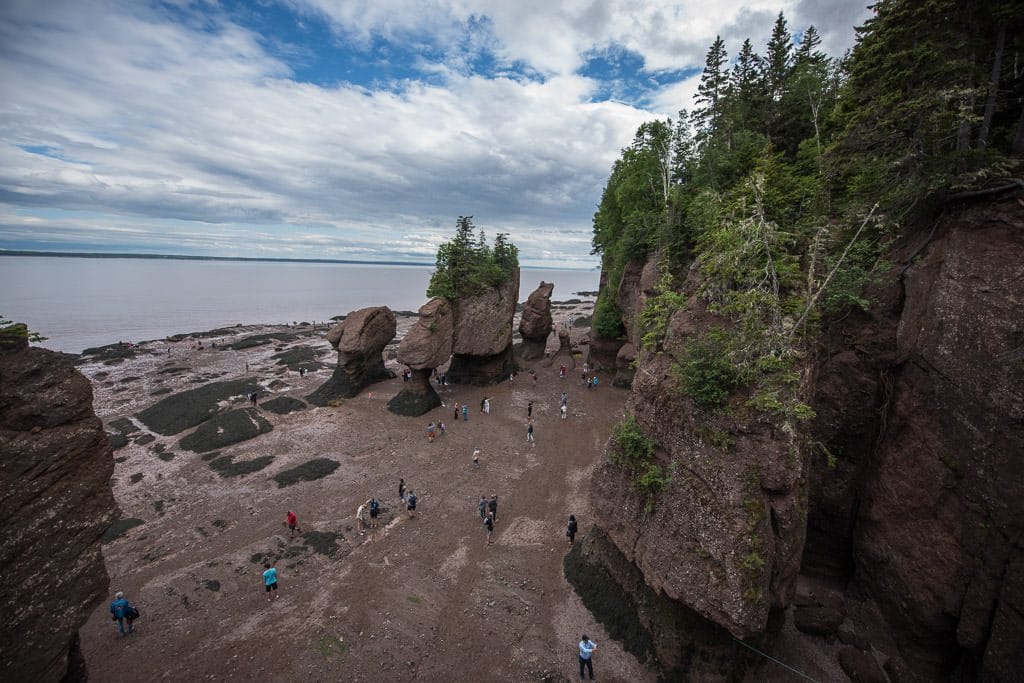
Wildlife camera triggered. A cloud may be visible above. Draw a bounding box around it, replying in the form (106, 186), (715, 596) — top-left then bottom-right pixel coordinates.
(0, 1), (867, 265)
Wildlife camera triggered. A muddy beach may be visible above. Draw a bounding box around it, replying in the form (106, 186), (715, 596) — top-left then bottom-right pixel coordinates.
(75, 298), (654, 681)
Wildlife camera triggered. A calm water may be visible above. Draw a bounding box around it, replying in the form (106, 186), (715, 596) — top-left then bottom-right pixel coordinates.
(0, 256), (599, 353)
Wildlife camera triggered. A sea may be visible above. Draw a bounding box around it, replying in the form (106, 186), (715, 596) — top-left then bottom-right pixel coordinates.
(0, 255), (600, 354)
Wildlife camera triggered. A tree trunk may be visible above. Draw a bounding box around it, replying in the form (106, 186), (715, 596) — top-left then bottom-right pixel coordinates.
(978, 24), (1006, 149)
(1013, 105), (1024, 155)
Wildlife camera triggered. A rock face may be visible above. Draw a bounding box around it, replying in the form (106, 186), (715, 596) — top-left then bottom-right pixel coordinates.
(806, 195), (1024, 680)
(587, 267), (808, 647)
(518, 281), (554, 360)
(309, 306), (396, 403)
(612, 342), (636, 388)
(388, 298), (453, 416)
(447, 268), (520, 385)
(0, 334), (115, 681)
(579, 192), (1024, 681)
(542, 328), (576, 370)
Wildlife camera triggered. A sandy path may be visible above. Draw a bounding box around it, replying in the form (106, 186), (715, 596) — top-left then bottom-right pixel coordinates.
(77, 314), (655, 681)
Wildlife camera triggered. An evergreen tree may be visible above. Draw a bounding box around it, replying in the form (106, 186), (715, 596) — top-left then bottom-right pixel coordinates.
(730, 38), (765, 133)
(693, 36), (729, 140)
(762, 12), (793, 141)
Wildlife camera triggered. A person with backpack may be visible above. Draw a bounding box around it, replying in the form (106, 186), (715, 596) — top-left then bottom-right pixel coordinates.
(369, 497), (380, 529)
(488, 494), (498, 522)
(478, 494), (488, 520)
(109, 591), (137, 636)
(484, 512), (494, 546)
(566, 515), (578, 544)
(407, 490), (417, 518)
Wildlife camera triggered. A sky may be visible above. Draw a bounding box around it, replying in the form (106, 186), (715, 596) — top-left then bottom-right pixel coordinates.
(0, 0), (870, 268)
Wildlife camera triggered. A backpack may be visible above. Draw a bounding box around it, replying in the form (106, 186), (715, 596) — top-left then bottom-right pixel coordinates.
(370, 499), (379, 513)
(126, 605), (140, 620)
(408, 493), (417, 505)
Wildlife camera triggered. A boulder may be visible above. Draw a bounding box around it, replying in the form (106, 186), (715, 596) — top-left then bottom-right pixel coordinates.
(612, 342), (637, 388)
(309, 306), (396, 402)
(518, 281), (554, 360)
(388, 299), (453, 416)
(0, 338), (116, 681)
(397, 298), (453, 371)
(794, 604), (846, 637)
(838, 647), (887, 683)
(542, 328), (576, 370)
(448, 268), (520, 384)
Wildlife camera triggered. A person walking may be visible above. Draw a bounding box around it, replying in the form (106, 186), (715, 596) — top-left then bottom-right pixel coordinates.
(427, 422), (436, 443)
(527, 420), (535, 443)
(484, 512), (494, 546)
(399, 478), (407, 502)
(109, 591), (135, 636)
(454, 401), (460, 420)
(263, 562), (279, 602)
(462, 404), (469, 421)
(560, 404), (568, 420)
(285, 510), (301, 536)
(527, 400), (533, 419)
(407, 490), (417, 518)
(483, 397), (491, 414)
(578, 635), (597, 680)
(369, 497), (380, 529)
(566, 515), (578, 544)
(478, 494), (488, 520)
(488, 494), (498, 522)
(473, 447), (481, 469)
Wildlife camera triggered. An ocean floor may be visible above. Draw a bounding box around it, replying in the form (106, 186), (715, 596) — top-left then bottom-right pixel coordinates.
(77, 299), (656, 681)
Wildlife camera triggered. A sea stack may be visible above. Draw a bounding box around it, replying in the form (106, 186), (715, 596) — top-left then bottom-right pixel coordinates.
(518, 280), (554, 360)
(308, 306), (396, 404)
(0, 326), (116, 681)
(388, 298), (454, 416)
(447, 267), (521, 385)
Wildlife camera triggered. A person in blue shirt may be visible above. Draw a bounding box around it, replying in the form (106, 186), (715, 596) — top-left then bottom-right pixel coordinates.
(109, 591), (133, 636)
(263, 562), (279, 602)
(578, 635), (597, 680)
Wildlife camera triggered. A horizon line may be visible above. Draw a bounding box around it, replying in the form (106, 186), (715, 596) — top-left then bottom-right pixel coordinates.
(0, 249), (598, 271)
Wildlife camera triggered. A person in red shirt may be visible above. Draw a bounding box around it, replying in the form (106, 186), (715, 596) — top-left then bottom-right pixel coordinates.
(285, 511), (301, 536)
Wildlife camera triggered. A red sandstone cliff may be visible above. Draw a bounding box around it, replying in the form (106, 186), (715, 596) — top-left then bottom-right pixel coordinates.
(0, 332), (116, 681)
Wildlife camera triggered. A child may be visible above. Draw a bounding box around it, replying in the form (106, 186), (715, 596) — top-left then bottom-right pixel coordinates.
(263, 562), (279, 602)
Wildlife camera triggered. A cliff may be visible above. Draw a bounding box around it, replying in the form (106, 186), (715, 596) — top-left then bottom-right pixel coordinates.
(574, 191), (1024, 679)
(0, 332), (116, 681)
(447, 267), (520, 384)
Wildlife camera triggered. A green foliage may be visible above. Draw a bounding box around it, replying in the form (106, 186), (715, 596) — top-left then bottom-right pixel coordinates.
(0, 316), (47, 343)
(426, 216), (519, 300)
(674, 330), (738, 408)
(638, 259), (688, 351)
(610, 417), (669, 511)
(610, 416), (656, 467)
(592, 291), (626, 339)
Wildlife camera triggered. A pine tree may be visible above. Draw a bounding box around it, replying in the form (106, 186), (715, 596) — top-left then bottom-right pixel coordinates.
(762, 12), (793, 142)
(693, 36), (729, 140)
(730, 38), (765, 134)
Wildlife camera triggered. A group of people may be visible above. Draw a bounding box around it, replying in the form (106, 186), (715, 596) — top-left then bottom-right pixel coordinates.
(109, 354), (606, 678)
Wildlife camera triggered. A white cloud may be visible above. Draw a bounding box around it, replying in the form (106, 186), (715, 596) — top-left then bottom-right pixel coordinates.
(0, 0), (867, 265)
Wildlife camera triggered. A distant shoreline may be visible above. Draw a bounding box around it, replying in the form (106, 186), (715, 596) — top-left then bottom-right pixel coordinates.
(0, 249), (432, 268)
(0, 250), (597, 271)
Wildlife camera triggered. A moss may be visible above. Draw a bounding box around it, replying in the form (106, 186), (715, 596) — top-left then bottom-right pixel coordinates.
(178, 408), (273, 453)
(102, 517), (144, 543)
(136, 377), (262, 436)
(208, 454), (275, 478)
(302, 530), (341, 556)
(261, 396), (307, 415)
(273, 458), (340, 488)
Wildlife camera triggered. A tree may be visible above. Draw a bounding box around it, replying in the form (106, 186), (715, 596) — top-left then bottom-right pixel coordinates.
(427, 217), (518, 300)
(693, 36), (730, 140)
(730, 38), (765, 133)
(762, 12), (793, 141)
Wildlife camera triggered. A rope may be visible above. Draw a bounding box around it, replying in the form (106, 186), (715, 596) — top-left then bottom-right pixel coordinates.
(732, 636), (822, 683)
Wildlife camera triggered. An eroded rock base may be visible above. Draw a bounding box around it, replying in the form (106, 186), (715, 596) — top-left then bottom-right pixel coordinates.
(387, 369), (441, 416)
(564, 528), (754, 681)
(447, 348), (513, 386)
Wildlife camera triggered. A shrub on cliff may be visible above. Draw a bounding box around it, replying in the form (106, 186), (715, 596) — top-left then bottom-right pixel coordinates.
(426, 216), (519, 300)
